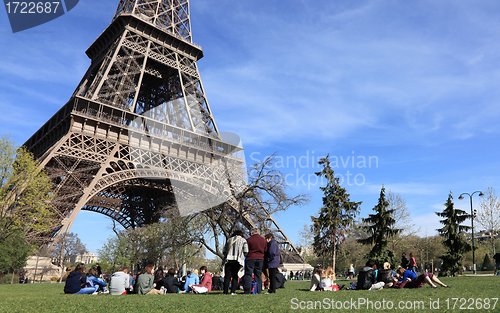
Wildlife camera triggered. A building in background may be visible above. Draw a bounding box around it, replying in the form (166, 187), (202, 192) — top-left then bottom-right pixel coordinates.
(69, 252), (98, 264)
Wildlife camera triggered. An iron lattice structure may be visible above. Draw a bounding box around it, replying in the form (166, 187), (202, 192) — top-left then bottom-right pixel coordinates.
(24, 0), (304, 263)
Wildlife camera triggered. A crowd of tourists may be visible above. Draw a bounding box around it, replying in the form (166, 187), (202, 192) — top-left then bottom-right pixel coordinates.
(63, 228), (285, 295)
(309, 251), (449, 292)
(288, 270), (312, 280)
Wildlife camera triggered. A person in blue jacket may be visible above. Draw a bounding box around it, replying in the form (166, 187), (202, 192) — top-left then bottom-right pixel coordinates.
(184, 269), (199, 293)
(64, 263), (96, 294)
(86, 267), (108, 293)
(264, 233), (280, 294)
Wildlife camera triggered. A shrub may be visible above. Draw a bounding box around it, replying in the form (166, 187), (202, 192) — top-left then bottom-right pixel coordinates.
(0, 274), (15, 284)
(481, 254), (494, 271)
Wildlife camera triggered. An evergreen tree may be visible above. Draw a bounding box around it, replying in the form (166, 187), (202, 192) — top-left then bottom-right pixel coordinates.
(358, 186), (401, 267)
(311, 155), (361, 271)
(481, 254), (494, 271)
(436, 193), (471, 276)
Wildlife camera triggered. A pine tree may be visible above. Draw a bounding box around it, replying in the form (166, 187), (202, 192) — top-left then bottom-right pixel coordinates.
(358, 186), (401, 267)
(436, 193), (471, 276)
(311, 155), (361, 271)
(481, 254), (494, 271)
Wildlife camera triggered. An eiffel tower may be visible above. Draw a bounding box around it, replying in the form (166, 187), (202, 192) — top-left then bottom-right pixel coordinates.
(24, 0), (305, 264)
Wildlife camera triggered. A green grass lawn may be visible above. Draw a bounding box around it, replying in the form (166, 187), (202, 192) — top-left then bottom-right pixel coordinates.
(0, 276), (498, 312)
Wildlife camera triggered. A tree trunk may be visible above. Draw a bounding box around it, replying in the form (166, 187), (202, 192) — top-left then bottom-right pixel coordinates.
(33, 255), (40, 282)
(58, 236), (67, 283)
(11, 270), (15, 284)
(491, 235), (496, 255)
(332, 240), (336, 271)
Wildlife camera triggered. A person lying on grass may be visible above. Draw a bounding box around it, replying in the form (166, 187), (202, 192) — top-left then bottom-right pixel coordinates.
(393, 267), (449, 289)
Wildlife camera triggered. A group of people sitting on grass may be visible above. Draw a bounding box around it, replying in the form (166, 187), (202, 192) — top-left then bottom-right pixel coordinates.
(309, 260), (449, 292)
(64, 263), (216, 295)
(63, 263), (108, 294)
(66, 262), (278, 295)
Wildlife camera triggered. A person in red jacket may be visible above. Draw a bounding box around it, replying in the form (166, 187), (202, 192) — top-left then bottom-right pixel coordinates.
(244, 228), (267, 294)
(190, 266), (212, 293)
(409, 252), (417, 274)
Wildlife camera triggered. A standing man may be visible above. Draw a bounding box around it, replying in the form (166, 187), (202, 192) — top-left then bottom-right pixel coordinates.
(244, 228), (267, 294)
(401, 252), (409, 269)
(96, 263), (102, 277)
(264, 233), (280, 294)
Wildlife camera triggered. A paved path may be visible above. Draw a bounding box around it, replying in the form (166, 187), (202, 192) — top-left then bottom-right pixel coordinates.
(462, 273), (496, 276)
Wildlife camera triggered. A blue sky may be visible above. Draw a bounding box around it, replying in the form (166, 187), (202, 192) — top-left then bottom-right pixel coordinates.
(1, 0), (500, 254)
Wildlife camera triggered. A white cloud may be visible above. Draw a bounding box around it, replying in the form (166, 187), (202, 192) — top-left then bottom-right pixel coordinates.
(198, 0), (500, 148)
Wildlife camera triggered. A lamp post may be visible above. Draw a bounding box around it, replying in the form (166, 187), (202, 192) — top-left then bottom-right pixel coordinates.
(458, 191), (484, 274)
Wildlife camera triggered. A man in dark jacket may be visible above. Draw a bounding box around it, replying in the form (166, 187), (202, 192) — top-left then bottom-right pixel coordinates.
(264, 233), (280, 294)
(357, 260), (384, 290)
(244, 228), (267, 294)
(401, 252), (409, 269)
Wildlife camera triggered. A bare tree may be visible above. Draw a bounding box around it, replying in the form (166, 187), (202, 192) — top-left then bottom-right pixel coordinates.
(38, 265), (52, 282)
(191, 153), (309, 259)
(387, 191), (420, 251)
(477, 187), (500, 255)
(297, 224), (313, 247)
(50, 233), (87, 267)
(387, 191), (419, 235)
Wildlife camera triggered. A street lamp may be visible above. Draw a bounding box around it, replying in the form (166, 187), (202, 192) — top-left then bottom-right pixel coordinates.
(458, 191), (484, 274)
